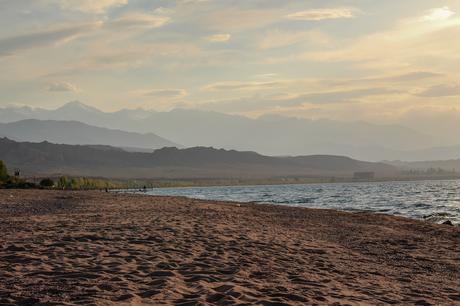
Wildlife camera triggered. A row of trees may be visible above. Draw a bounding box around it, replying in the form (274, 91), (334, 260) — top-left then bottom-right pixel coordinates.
(39, 176), (122, 190)
(0, 160), (122, 190)
(402, 168), (457, 176)
(53, 176), (120, 190)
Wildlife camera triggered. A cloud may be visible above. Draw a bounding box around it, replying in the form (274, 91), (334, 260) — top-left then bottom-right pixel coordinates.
(109, 13), (170, 29)
(282, 88), (400, 106)
(153, 7), (174, 15)
(199, 87), (400, 114)
(416, 84), (460, 97)
(51, 0), (128, 14)
(140, 89), (188, 99)
(3, 1), (459, 125)
(0, 22), (101, 57)
(286, 8), (357, 21)
(384, 71), (443, 82)
(203, 81), (282, 91)
(424, 7), (455, 22)
(199, 94), (280, 113)
(198, 8), (280, 32)
(180, 0), (211, 4)
(321, 71), (443, 87)
(298, 9), (460, 71)
(253, 73), (278, 79)
(47, 81), (79, 92)
(205, 34), (231, 42)
(258, 29), (330, 49)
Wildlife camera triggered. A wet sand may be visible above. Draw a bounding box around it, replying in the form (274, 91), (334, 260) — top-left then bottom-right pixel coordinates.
(0, 190), (459, 305)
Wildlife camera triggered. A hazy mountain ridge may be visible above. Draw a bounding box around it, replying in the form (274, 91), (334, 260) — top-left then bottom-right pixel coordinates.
(0, 119), (179, 151)
(0, 101), (445, 161)
(0, 138), (397, 179)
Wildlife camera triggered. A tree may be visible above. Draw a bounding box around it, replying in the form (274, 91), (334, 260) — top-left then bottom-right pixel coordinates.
(40, 178), (54, 188)
(0, 160), (8, 181)
(57, 176), (69, 190)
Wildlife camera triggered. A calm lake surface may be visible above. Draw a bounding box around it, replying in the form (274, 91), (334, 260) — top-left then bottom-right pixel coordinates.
(140, 180), (460, 224)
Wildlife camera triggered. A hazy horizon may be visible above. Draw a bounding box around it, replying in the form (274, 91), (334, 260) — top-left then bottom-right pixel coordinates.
(3, 100), (460, 163)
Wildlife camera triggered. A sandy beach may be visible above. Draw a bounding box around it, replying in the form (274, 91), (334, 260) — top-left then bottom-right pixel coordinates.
(0, 190), (459, 305)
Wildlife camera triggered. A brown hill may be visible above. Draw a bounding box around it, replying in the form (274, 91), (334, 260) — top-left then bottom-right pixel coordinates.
(0, 138), (396, 179)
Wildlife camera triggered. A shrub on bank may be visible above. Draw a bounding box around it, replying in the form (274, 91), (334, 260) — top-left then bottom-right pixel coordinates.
(0, 160), (37, 189)
(0, 160), (8, 182)
(2, 178), (37, 189)
(40, 178), (55, 188)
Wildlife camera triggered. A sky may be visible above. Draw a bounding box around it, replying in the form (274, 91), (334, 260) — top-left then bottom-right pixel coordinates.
(1, 0), (460, 127)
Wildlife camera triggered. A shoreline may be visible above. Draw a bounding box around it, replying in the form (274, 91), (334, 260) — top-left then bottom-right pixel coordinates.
(118, 180), (460, 226)
(116, 176), (460, 190)
(140, 175), (460, 189)
(1, 190), (459, 305)
(24, 174), (460, 190)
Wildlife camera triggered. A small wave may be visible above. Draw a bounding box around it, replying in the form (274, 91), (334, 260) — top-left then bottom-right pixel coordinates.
(292, 197), (317, 204)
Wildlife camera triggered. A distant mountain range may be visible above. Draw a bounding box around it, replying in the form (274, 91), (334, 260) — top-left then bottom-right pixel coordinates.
(0, 138), (397, 179)
(0, 119), (179, 151)
(0, 101), (453, 161)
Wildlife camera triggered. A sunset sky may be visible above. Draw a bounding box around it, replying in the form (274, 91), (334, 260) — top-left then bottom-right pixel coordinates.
(1, 0), (460, 126)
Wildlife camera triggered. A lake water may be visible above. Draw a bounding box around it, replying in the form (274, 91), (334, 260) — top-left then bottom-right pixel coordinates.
(139, 180), (460, 225)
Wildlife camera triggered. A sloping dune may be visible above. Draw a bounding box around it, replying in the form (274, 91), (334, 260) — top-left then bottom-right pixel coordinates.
(0, 190), (459, 305)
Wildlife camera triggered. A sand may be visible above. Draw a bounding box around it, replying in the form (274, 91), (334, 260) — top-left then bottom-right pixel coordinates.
(0, 190), (459, 305)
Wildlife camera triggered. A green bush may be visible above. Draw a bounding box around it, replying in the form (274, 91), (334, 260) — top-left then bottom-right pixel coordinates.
(0, 160), (8, 181)
(3, 178), (36, 189)
(40, 178), (55, 188)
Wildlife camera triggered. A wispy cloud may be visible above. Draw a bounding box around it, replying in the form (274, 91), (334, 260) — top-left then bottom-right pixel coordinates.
(423, 6), (455, 21)
(47, 81), (79, 92)
(416, 84), (460, 97)
(205, 34), (231, 42)
(297, 7), (460, 71)
(203, 81), (282, 91)
(199, 87), (400, 114)
(257, 29), (330, 49)
(109, 13), (171, 29)
(180, 0), (211, 4)
(49, 0), (128, 14)
(138, 89), (188, 99)
(281, 88), (400, 105)
(286, 8), (357, 21)
(198, 8), (280, 32)
(0, 22), (101, 57)
(321, 72), (443, 87)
